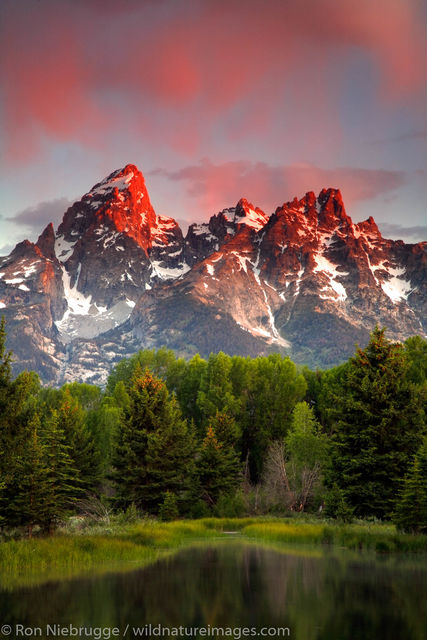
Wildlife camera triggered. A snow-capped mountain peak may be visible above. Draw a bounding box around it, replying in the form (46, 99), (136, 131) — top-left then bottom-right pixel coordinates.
(0, 168), (425, 386)
(233, 198), (269, 231)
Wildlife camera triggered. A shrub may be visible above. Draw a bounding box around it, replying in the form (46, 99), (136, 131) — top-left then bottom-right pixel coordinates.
(159, 492), (179, 522)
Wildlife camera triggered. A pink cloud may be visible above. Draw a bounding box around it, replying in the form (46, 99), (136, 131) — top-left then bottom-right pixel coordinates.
(1, 0), (426, 163)
(155, 159), (406, 219)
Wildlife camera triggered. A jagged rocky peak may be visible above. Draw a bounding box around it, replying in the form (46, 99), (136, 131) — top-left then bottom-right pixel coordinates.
(184, 198), (268, 266)
(233, 198), (269, 231)
(55, 163), (161, 259)
(271, 187), (354, 237)
(35, 222), (57, 260)
(2, 169), (425, 387)
(317, 187), (352, 228)
(355, 215), (381, 238)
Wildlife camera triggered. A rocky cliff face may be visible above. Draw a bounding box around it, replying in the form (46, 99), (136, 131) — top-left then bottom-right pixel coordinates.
(127, 187), (425, 370)
(0, 165), (425, 385)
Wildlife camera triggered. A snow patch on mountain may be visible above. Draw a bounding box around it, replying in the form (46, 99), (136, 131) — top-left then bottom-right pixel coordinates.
(235, 206), (268, 231)
(90, 171), (134, 196)
(4, 277), (24, 285)
(381, 267), (413, 303)
(55, 236), (76, 263)
(151, 261), (190, 280)
(313, 254), (348, 301)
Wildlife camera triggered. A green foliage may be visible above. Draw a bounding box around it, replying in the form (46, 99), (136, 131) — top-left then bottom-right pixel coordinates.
(159, 492), (179, 521)
(0, 319), (41, 527)
(214, 490), (246, 518)
(328, 327), (426, 519)
(324, 483), (354, 523)
(196, 352), (241, 427)
(285, 401), (329, 509)
(404, 335), (427, 386)
(241, 354), (307, 480)
(119, 503), (139, 525)
(62, 382), (102, 411)
(286, 402), (329, 469)
(57, 389), (102, 491)
(106, 347), (185, 396)
(37, 387), (102, 492)
(394, 439), (427, 534)
(113, 369), (196, 513)
(39, 410), (81, 531)
(9, 414), (51, 535)
(85, 395), (122, 475)
(1, 317), (426, 534)
(174, 353), (207, 427)
(198, 425), (241, 506)
(0, 315), (12, 390)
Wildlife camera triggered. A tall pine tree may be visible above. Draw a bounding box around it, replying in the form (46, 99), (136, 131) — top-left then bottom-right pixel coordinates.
(197, 420), (241, 507)
(328, 327), (425, 518)
(10, 414), (51, 537)
(40, 410), (80, 533)
(113, 369), (195, 513)
(393, 439), (427, 533)
(0, 318), (41, 527)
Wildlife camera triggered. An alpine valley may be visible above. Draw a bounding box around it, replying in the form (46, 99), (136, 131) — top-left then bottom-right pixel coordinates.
(1, 164), (425, 385)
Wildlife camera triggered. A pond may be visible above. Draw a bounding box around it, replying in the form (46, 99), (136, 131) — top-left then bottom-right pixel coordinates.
(0, 543), (425, 640)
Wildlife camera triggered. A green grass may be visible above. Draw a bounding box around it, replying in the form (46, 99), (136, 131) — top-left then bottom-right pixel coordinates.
(241, 520), (427, 553)
(0, 516), (426, 590)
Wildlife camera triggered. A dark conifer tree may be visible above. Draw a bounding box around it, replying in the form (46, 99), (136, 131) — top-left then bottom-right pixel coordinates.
(328, 327), (425, 518)
(197, 425), (241, 506)
(57, 389), (102, 492)
(40, 410), (80, 532)
(113, 369), (196, 513)
(394, 439), (427, 533)
(0, 318), (41, 526)
(10, 414), (51, 536)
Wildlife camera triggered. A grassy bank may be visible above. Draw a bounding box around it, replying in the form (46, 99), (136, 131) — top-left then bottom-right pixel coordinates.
(0, 517), (426, 590)
(241, 520), (427, 553)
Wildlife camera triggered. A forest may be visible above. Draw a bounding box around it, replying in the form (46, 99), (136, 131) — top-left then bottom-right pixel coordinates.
(0, 318), (426, 538)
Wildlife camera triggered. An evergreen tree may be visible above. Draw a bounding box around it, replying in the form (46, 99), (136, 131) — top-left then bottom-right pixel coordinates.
(57, 389), (102, 492)
(159, 491), (179, 521)
(113, 370), (196, 513)
(328, 327), (425, 519)
(404, 335), (427, 386)
(197, 425), (241, 506)
(324, 483), (354, 522)
(0, 318), (41, 526)
(394, 439), (427, 533)
(40, 410), (80, 532)
(210, 410), (240, 448)
(86, 396), (122, 476)
(0, 316), (12, 394)
(9, 414), (51, 536)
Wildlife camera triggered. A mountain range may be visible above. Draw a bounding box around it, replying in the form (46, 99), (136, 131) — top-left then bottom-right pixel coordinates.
(0, 164), (425, 385)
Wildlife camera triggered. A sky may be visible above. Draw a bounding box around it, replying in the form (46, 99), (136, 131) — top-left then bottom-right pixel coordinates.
(0, 0), (426, 254)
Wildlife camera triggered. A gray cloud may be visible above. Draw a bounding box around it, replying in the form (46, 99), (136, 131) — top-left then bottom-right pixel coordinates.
(373, 129), (427, 145)
(7, 197), (72, 232)
(0, 243), (15, 256)
(378, 223), (427, 242)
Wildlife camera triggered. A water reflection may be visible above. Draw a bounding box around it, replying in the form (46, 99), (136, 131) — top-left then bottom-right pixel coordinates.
(0, 544), (425, 640)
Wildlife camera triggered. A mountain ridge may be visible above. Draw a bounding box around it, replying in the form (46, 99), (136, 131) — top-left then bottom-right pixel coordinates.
(0, 164), (425, 385)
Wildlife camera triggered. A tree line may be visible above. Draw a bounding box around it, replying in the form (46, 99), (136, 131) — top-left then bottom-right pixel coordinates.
(0, 317), (426, 535)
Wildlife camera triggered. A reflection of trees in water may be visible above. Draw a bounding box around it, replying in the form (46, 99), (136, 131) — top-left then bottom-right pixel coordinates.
(0, 545), (425, 640)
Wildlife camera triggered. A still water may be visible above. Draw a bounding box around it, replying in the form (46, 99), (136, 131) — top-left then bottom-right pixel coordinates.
(0, 543), (425, 640)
